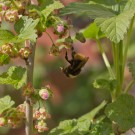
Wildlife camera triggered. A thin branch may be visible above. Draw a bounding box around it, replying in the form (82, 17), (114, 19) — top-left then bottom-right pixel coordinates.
(45, 31), (55, 45)
(124, 80), (135, 93)
(131, 129), (135, 134)
(96, 40), (115, 79)
(25, 41), (36, 135)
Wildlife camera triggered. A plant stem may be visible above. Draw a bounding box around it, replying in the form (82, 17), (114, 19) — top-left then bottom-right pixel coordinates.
(96, 40), (115, 79)
(123, 16), (135, 74)
(119, 41), (123, 91)
(45, 31), (55, 44)
(114, 41), (123, 96)
(111, 43), (116, 75)
(25, 42), (36, 135)
(124, 80), (135, 93)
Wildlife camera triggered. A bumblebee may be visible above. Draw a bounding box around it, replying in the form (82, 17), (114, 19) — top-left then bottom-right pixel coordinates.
(61, 50), (89, 78)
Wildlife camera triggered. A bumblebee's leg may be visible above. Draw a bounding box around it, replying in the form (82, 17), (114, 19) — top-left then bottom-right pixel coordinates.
(71, 47), (76, 59)
(65, 51), (72, 64)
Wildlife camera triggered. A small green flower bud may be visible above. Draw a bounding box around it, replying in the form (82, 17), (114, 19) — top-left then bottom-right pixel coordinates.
(49, 44), (60, 56)
(75, 32), (86, 43)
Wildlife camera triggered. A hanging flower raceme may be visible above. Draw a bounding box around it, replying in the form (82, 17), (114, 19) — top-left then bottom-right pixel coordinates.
(33, 107), (51, 133)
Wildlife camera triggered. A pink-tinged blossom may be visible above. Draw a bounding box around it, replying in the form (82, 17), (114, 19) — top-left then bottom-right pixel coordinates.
(0, 117), (6, 126)
(5, 10), (19, 23)
(57, 24), (64, 33)
(39, 89), (50, 100)
(2, 5), (8, 11)
(17, 104), (26, 113)
(35, 120), (48, 133)
(33, 108), (47, 120)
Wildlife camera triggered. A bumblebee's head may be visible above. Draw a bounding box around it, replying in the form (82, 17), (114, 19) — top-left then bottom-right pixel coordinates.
(60, 67), (77, 78)
(60, 67), (64, 72)
(60, 67), (68, 75)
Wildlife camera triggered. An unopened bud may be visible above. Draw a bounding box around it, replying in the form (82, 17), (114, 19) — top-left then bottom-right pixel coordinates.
(19, 47), (32, 59)
(39, 89), (50, 100)
(57, 24), (64, 33)
(5, 10), (19, 23)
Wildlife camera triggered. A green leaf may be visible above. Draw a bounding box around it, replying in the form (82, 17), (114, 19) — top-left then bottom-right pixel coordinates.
(0, 53), (10, 65)
(79, 100), (107, 121)
(95, 9), (135, 43)
(88, 0), (117, 6)
(41, 1), (64, 19)
(76, 119), (91, 134)
(60, 3), (115, 18)
(75, 32), (86, 43)
(49, 119), (91, 135)
(0, 30), (15, 45)
(48, 119), (78, 135)
(0, 96), (15, 115)
(105, 94), (135, 131)
(38, 0), (54, 7)
(60, 2), (135, 43)
(90, 122), (114, 135)
(123, 0), (135, 11)
(93, 79), (117, 91)
(128, 62), (135, 79)
(0, 66), (26, 89)
(17, 17), (39, 43)
(49, 101), (107, 135)
(1, 20), (11, 31)
(14, 17), (25, 34)
(82, 22), (105, 39)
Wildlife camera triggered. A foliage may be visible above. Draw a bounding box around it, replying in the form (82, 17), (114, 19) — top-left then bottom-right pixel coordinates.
(0, 66), (26, 89)
(15, 17), (39, 43)
(93, 79), (117, 92)
(0, 53), (10, 65)
(95, 9), (135, 43)
(0, 30), (15, 46)
(49, 101), (107, 135)
(60, 1), (135, 43)
(0, 96), (15, 115)
(82, 22), (105, 40)
(105, 94), (135, 131)
(90, 122), (114, 135)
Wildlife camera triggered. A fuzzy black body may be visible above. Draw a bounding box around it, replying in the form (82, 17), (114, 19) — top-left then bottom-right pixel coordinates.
(63, 52), (89, 78)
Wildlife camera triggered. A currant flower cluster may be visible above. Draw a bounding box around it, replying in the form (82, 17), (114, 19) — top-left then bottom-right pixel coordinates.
(0, 104), (25, 128)
(0, 0), (30, 23)
(0, 44), (31, 58)
(0, 85), (52, 133)
(49, 18), (86, 57)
